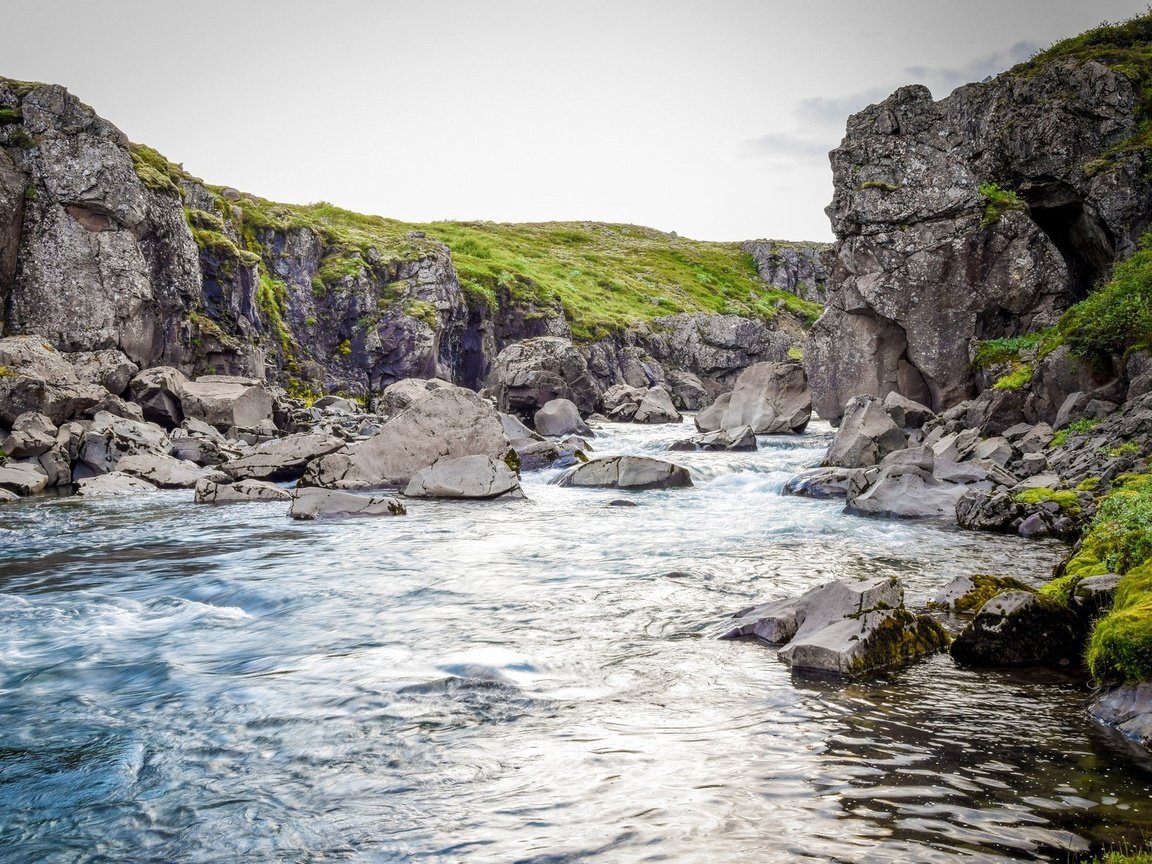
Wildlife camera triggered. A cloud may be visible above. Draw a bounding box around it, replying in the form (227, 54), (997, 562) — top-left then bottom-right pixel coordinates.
(795, 88), (891, 129)
(904, 40), (1041, 93)
(742, 131), (835, 161)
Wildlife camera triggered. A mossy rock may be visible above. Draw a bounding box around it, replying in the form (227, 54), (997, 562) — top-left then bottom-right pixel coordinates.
(929, 573), (1034, 614)
(951, 591), (1083, 668)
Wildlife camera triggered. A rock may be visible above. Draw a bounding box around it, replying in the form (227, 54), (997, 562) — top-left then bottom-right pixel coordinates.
(971, 436), (1013, 466)
(846, 462), (986, 519)
(1017, 423), (1054, 454)
(115, 453), (228, 489)
(180, 376), (274, 431)
(0, 488), (17, 503)
(373, 377), (452, 416)
(632, 386), (682, 424)
(607, 499), (638, 507)
(555, 455), (693, 490)
(721, 577), (948, 676)
(289, 488), (407, 520)
(720, 362), (810, 434)
(0, 462), (49, 496)
(65, 348), (138, 396)
(128, 366), (189, 428)
(950, 591), (1082, 667)
(493, 337), (600, 417)
(534, 398), (591, 437)
(221, 433), (345, 481)
(783, 466), (860, 499)
(741, 240), (830, 303)
(670, 425), (757, 452)
(1, 412), (57, 458)
(665, 371), (709, 410)
(76, 411), (171, 476)
(882, 391), (935, 429)
(1091, 683), (1152, 748)
(694, 393), (731, 432)
(0, 335), (107, 425)
(928, 573), (1034, 614)
(302, 386), (510, 489)
(600, 383), (647, 414)
(194, 478), (292, 504)
(823, 395), (907, 467)
(74, 471), (157, 497)
(88, 394), (145, 422)
(1072, 573), (1122, 616)
(499, 412), (538, 442)
(313, 395), (357, 413)
(404, 454), (522, 499)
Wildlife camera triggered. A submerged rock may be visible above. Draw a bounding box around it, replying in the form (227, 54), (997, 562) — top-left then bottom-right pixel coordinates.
(289, 488), (407, 520)
(555, 455), (692, 490)
(783, 466), (859, 499)
(1092, 683), (1152, 748)
(670, 425), (756, 452)
(194, 478), (292, 504)
(950, 591), (1082, 667)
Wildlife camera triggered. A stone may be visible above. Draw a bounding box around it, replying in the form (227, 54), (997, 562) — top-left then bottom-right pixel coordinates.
(665, 371), (709, 411)
(847, 463), (986, 519)
(950, 591), (1082, 667)
(128, 366), (189, 428)
(115, 453), (228, 489)
(65, 348), (138, 396)
(972, 437), (1012, 466)
(600, 383), (647, 414)
(499, 412), (538, 442)
(783, 466), (860, 499)
(493, 337), (600, 417)
(0, 335), (107, 425)
(1072, 573), (1122, 616)
(882, 391), (935, 429)
(302, 386), (510, 489)
(0, 462), (49, 496)
(721, 577), (948, 676)
(221, 433), (345, 481)
(404, 454), (522, 499)
(720, 362), (810, 434)
(373, 377), (452, 416)
(76, 411), (172, 476)
(555, 455), (693, 490)
(194, 478), (292, 504)
(823, 395), (907, 467)
(289, 488), (407, 520)
(671, 425), (757, 452)
(87, 394), (145, 422)
(928, 574), (1034, 614)
(534, 398), (591, 437)
(313, 395), (357, 413)
(1, 412), (57, 458)
(632, 386), (682, 424)
(180, 376), (274, 431)
(74, 471), (157, 497)
(1017, 423), (1054, 454)
(0, 489), (17, 503)
(1091, 683), (1152, 748)
(694, 393), (731, 432)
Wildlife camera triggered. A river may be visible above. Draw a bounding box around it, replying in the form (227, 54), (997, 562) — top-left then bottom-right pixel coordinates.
(1, 418), (1149, 862)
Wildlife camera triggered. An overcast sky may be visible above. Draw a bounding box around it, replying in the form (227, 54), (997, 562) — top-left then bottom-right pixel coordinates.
(4, 0), (1148, 241)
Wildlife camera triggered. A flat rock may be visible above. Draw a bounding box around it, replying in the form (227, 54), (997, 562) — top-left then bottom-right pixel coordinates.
(928, 573), (1033, 614)
(555, 455), (692, 490)
(116, 453), (228, 489)
(194, 478), (292, 504)
(289, 488), (407, 520)
(74, 471), (157, 497)
(222, 433), (345, 481)
(404, 454), (522, 499)
(0, 462), (50, 496)
(180, 377), (274, 431)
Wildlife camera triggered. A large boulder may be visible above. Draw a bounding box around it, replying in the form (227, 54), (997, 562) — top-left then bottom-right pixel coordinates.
(74, 471), (157, 497)
(0, 462), (50, 496)
(65, 349), (139, 396)
(221, 433), (345, 481)
(180, 376), (274, 431)
(721, 577), (948, 676)
(950, 591), (1082, 667)
(693, 393), (731, 432)
(289, 488), (407, 520)
(128, 366), (189, 428)
(194, 478), (293, 504)
(720, 362), (811, 433)
(115, 453), (227, 489)
(404, 454), (523, 499)
(534, 398), (591, 437)
(555, 455), (692, 490)
(1, 412), (57, 458)
(632, 386), (682, 424)
(301, 386), (511, 489)
(493, 337), (600, 417)
(823, 395), (907, 467)
(75, 411), (172, 476)
(0, 335), (107, 425)
(665, 371), (709, 410)
(373, 377), (452, 416)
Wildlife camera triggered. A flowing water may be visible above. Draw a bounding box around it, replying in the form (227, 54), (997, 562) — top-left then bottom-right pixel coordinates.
(1, 418), (1150, 863)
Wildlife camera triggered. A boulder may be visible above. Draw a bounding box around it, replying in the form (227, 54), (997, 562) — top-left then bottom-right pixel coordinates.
(928, 574), (1034, 614)
(493, 337), (600, 416)
(670, 425), (757, 452)
(632, 386), (682, 424)
(404, 454), (522, 499)
(600, 383), (647, 415)
(194, 478), (293, 504)
(665, 371), (709, 410)
(846, 463), (982, 519)
(87, 394), (145, 422)
(0, 335), (107, 425)
(289, 488), (407, 520)
(0, 489), (17, 503)
(76, 411), (172, 476)
(721, 577), (948, 676)
(950, 591), (1082, 667)
(128, 366), (189, 428)
(534, 398), (591, 437)
(823, 395), (907, 467)
(1072, 573), (1122, 617)
(499, 412), (538, 442)
(74, 471), (157, 497)
(1, 412), (57, 458)
(782, 466), (859, 499)
(65, 348), (138, 396)
(1091, 683), (1152, 749)
(373, 377), (452, 416)
(313, 395), (357, 414)
(301, 386), (510, 489)
(180, 376), (274, 431)
(555, 455), (693, 490)
(221, 433), (345, 481)
(115, 453), (228, 489)
(882, 391), (935, 429)
(720, 362), (810, 434)
(0, 462), (49, 496)
(694, 392), (731, 432)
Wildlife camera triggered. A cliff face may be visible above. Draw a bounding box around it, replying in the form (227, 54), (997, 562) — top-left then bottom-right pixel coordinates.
(808, 56), (1150, 423)
(0, 77), (819, 400)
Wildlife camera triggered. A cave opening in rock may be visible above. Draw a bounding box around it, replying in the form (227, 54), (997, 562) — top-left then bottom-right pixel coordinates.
(1020, 179), (1115, 301)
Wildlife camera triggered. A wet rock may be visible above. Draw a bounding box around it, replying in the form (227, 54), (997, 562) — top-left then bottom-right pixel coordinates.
(289, 488), (407, 520)
(823, 395), (906, 468)
(720, 362), (810, 434)
(555, 455), (692, 490)
(928, 574), (1034, 614)
(694, 393), (731, 433)
(632, 386), (682, 424)
(404, 454), (522, 499)
(950, 591), (1082, 667)
(1091, 683), (1152, 748)
(115, 453), (227, 489)
(76, 411), (171, 476)
(499, 412), (538, 442)
(0, 488), (17, 503)
(74, 471), (157, 497)
(846, 463), (979, 519)
(783, 466), (860, 499)
(600, 383), (647, 415)
(221, 433), (345, 481)
(534, 398), (591, 437)
(607, 499), (638, 507)
(0, 462), (49, 496)
(194, 477), (292, 504)
(670, 425), (757, 452)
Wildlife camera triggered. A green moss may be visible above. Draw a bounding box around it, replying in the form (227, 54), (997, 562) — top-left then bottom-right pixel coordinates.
(0, 365), (13, 378)
(337, 339), (352, 357)
(404, 300), (440, 329)
(285, 377), (321, 406)
(787, 345), (804, 361)
(1051, 417), (1104, 448)
(1093, 852), (1152, 864)
(1088, 587), (1152, 682)
(23, 184), (36, 202)
(979, 182), (1027, 226)
(0, 107), (22, 125)
(847, 609), (950, 675)
(1109, 440), (1143, 458)
(187, 207), (226, 233)
(310, 277), (326, 299)
(317, 252), (365, 287)
(992, 363), (1033, 390)
(191, 227), (261, 267)
(257, 271), (295, 358)
(930, 574), (1035, 613)
(1013, 487), (1082, 515)
(1078, 476), (1102, 492)
(1059, 231), (1152, 361)
(129, 143), (193, 196)
(8, 128), (33, 149)
(973, 329), (1059, 367)
(858, 180), (902, 192)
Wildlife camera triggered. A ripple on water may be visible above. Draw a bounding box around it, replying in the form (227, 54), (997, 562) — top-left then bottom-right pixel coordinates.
(0, 417), (1148, 863)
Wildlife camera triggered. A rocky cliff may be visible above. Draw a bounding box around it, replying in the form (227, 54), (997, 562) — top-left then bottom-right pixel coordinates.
(0, 75), (822, 405)
(807, 34), (1152, 423)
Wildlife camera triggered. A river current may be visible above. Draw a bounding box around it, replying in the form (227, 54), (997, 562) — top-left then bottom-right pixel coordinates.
(1, 418), (1149, 863)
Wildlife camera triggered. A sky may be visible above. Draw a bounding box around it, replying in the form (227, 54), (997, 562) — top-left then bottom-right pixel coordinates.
(3, 0), (1149, 242)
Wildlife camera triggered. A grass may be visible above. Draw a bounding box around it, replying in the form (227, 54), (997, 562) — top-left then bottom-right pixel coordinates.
(1013, 487), (1082, 514)
(979, 182), (1028, 226)
(1059, 231), (1152, 361)
(129, 143), (195, 196)
(992, 363), (1033, 390)
(858, 180), (902, 192)
(1051, 417), (1104, 448)
(0, 107), (21, 125)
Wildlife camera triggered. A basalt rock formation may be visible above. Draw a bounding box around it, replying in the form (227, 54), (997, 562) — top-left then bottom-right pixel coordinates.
(807, 57), (1151, 424)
